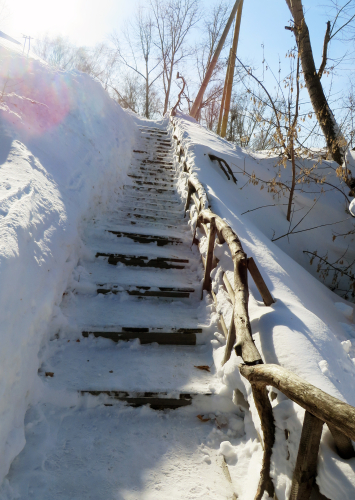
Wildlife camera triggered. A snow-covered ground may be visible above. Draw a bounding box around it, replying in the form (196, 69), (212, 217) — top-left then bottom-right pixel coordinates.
(1, 37), (355, 500)
(172, 112), (355, 498)
(0, 40), (136, 482)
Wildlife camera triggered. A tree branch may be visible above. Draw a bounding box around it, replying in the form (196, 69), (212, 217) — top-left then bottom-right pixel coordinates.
(318, 21), (331, 79)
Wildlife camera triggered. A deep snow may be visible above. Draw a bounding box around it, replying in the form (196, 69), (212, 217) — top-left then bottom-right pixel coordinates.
(0, 36), (355, 500)
(171, 112), (355, 498)
(0, 40), (136, 481)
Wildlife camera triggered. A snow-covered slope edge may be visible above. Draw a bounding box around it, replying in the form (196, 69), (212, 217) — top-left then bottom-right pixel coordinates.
(171, 113), (355, 499)
(0, 45), (136, 482)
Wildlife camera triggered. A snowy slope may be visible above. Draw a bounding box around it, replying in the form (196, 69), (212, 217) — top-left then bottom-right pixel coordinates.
(0, 43), (136, 481)
(171, 112), (355, 499)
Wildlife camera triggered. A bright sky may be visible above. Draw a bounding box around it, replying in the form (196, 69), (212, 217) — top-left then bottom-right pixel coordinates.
(4, 0), (350, 97)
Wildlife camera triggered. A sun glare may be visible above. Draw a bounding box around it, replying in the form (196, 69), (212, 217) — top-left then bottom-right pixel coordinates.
(6, 0), (137, 47)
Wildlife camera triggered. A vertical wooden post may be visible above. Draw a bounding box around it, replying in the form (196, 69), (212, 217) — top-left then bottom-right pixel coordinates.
(220, 0), (244, 138)
(217, 50), (231, 135)
(184, 183), (193, 215)
(328, 425), (355, 459)
(223, 317), (236, 365)
(189, 0), (242, 119)
(290, 411), (324, 500)
(247, 257), (275, 306)
(202, 217), (217, 296)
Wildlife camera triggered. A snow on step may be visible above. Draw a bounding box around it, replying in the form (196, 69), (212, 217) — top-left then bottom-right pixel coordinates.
(61, 293), (208, 330)
(40, 339), (214, 394)
(82, 327), (200, 346)
(78, 260), (199, 289)
(4, 403), (237, 500)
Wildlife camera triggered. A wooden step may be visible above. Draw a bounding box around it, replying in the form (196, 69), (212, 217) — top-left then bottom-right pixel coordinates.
(128, 174), (175, 182)
(120, 204), (183, 216)
(137, 167), (175, 175)
(133, 180), (175, 188)
(106, 231), (183, 246)
(139, 128), (168, 136)
(80, 390), (198, 409)
(123, 185), (176, 195)
(96, 284), (195, 298)
(96, 253), (189, 269)
(119, 195), (182, 209)
(82, 327), (200, 345)
(141, 159), (173, 166)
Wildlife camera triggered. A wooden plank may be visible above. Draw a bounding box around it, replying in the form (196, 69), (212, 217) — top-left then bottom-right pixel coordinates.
(96, 253), (188, 269)
(290, 411), (324, 500)
(247, 257), (275, 306)
(81, 391), (194, 410)
(202, 217), (217, 294)
(82, 330), (196, 345)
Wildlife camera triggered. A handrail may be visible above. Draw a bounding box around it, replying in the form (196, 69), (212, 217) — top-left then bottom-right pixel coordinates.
(170, 115), (355, 500)
(240, 364), (355, 442)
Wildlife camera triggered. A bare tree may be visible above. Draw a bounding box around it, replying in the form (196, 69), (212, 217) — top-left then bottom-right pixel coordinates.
(285, 0), (355, 195)
(33, 34), (77, 70)
(151, 0), (200, 115)
(111, 8), (162, 118)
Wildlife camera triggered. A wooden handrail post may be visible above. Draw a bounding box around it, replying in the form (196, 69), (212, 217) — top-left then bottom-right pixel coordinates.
(328, 425), (355, 459)
(184, 182), (194, 215)
(290, 411), (324, 500)
(202, 217), (217, 296)
(247, 257), (275, 306)
(223, 317), (236, 365)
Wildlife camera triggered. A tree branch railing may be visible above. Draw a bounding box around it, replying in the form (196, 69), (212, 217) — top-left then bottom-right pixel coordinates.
(170, 115), (355, 500)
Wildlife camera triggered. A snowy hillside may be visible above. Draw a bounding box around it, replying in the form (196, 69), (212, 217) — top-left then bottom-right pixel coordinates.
(172, 113), (355, 498)
(0, 41), (136, 481)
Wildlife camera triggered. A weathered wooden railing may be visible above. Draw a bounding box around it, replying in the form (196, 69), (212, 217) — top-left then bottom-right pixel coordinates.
(170, 117), (355, 500)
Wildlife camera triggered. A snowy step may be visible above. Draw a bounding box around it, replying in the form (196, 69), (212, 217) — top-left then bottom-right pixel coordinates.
(107, 230), (183, 245)
(81, 391), (197, 409)
(140, 159), (173, 166)
(121, 193), (182, 207)
(114, 211), (183, 224)
(40, 340), (214, 394)
(123, 185), (176, 195)
(139, 127), (168, 135)
(79, 260), (198, 290)
(128, 173), (176, 182)
(137, 166), (177, 175)
(7, 403), (238, 499)
(132, 180), (175, 189)
(82, 327), (201, 345)
(96, 253), (189, 269)
(122, 202), (183, 216)
(107, 219), (187, 232)
(61, 294), (204, 330)
(96, 284), (195, 299)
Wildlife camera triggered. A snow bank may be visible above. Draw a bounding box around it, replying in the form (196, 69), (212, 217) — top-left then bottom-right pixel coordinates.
(171, 113), (355, 499)
(0, 42), (136, 481)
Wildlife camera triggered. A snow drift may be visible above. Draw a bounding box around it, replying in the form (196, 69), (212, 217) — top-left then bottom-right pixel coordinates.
(171, 112), (355, 499)
(0, 41), (136, 481)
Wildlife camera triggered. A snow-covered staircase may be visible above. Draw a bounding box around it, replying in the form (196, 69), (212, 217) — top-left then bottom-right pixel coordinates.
(1, 125), (240, 499)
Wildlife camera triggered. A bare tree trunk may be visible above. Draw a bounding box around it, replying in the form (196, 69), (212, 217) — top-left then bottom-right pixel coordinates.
(285, 0), (346, 167)
(145, 59), (149, 119)
(163, 60), (174, 115)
